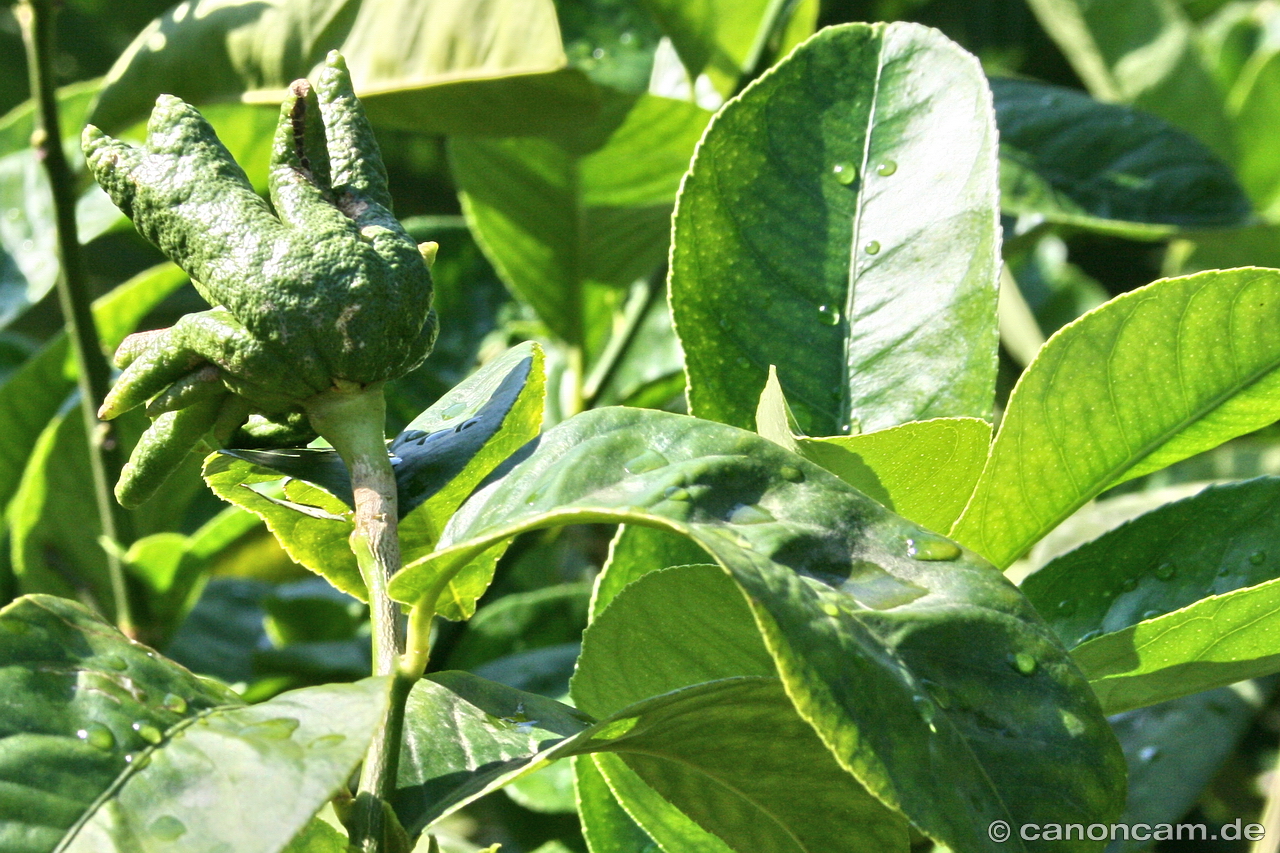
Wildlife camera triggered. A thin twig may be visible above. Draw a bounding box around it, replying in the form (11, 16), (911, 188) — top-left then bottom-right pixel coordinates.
(16, 0), (134, 636)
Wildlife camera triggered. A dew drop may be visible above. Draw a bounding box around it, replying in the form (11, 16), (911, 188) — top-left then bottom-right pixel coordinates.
(150, 816), (187, 841)
(131, 752), (152, 769)
(729, 504), (775, 525)
(816, 304), (841, 325)
(1153, 562), (1175, 581)
(624, 449), (669, 474)
(4, 208), (19, 221)
(864, 240), (881, 255)
(162, 693), (188, 714)
(132, 722), (163, 745)
(103, 655), (128, 671)
(832, 161), (857, 185)
(821, 602), (839, 617)
(79, 723), (115, 751)
(1138, 745), (1161, 763)
(1141, 609), (1162, 620)
(663, 486), (690, 501)
(1009, 652), (1037, 676)
(921, 679), (952, 710)
(20, 239), (33, 253)
(1079, 628), (1102, 643)
(441, 401), (467, 419)
(1059, 710), (1086, 737)
(906, 534), (961, 561)
(779, 466), (805, 483)
(309, 733), (346, 749)
(913, 694), (938, 731)
(247, 717), (300, 740)
(1055, 599), (1076, 616)
(876, 160), (898, 177)
(1250, 550), (1266, 565)
(1120, 577), (1138, 592)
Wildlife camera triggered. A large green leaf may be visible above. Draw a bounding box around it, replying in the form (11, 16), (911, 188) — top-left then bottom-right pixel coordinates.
(0, 594), (238, 853)
(63, 677), (388, 853)
(574, 755), (663, 853)
(1226, 46), (1280, 217)
(638, 0), (819, 96)
(451, 94), (711, 350)
(954, 268), (1280, 568)
(1023, 0), (1234, 160)
(572, 563), (905, 852)
(89, 0), (598, 137)
(0, 262), (188, 514)
(992, 77), (1251, 237)
(671, 22), (1001, 436)
(389, 407), (1124, 852)
(585, 754), (731, 853)
(444, 582), (589, 671)
(203, 342), (544, 617)
(1021, 478), (1280, 712)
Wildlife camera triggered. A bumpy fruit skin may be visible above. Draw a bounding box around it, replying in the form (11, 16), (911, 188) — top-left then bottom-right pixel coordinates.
(83, 52), (437, 507)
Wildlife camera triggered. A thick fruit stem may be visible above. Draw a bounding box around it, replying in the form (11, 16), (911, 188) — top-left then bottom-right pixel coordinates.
(305, 382), (407, 853)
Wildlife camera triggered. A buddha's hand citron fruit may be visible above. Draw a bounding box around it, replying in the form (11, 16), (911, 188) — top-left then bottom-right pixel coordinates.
(83, 51), (437, 508)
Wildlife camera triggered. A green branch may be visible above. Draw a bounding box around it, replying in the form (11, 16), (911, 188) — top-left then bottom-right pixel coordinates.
(16, 0), (135, 636)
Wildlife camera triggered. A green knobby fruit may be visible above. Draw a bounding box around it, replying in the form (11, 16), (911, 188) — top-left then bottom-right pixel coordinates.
(84, 51), (437, 507)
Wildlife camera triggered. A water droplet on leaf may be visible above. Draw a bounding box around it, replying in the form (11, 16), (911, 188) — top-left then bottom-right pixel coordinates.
(1120, 577), (1138, 592)
(817, 304), (840, 325)
(132, 722), (163, 745)
(441, 402), (467, 419)
(150, 816), (187, 841)
(1009, 652), (1037, 675)
(79, 723), (115, 751)
(1153, 562), (1175, 580)
(1079, 629), (1102, 643)
(309, 733), (346, 748)
(1055, 599), (1076, 615)
(103, 655), (128, 671)
(624, 449), (669, 474)
(729, 504), (775, 524)
(820, 602), (839, 617)
(779, 466), (805, 483)
(832, 161), (857, 185)
(162, 693), (188, 714)
(1141, 609), (1162, 620)
(246, 717), (300, 739)
(663, 486), (690, 501)
(876, 160), (897, 176)
(1138, 745), (1161, 763)
(1250, 550), (1266, 565)
(906, 534), (961, 561)
(864, 240), (881, 255)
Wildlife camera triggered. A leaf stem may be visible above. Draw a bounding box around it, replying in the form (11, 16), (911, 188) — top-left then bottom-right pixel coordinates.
(15, 0), (135, 636)
(306, 382), (408, 853)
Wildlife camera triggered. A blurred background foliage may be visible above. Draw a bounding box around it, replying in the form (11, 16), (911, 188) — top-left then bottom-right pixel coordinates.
(6, 0), (1280, 850)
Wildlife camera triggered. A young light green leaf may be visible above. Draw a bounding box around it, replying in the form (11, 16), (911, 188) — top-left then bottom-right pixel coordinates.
(954, 268), (1280, 568)
(0, 594), (241, 853)
(1227, 47), (1280, 216)
(992, 77), (1251, 237)
(592, 525), (711, 619)
(584, 754), (732, 853)
(451, 94), (711, 349)
(389, 407), (1124, 852)
(672, 22), (1000, 436)
(89, 0), (596, 137)
(63, 678), (391, 853)
(1023, 0), (1234, 160)
(798, 418), (990, 534)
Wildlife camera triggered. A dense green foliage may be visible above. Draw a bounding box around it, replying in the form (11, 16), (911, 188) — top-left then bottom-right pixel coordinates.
(6, 1), (1280, 851)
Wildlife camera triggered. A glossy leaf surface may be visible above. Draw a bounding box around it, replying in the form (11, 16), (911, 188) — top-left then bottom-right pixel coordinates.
(64, 679), (390, 853)
(390, 407), (1124, 852)
(89, 0), (597, 137)
(955, 268), (1280, 568)
(671, 22), (1000, 436)
(992, 77), (1251, 237)
(0, 594), (239, 853)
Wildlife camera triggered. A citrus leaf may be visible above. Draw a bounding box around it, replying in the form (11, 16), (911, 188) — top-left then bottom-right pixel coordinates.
(388, 407), (1124, 852)
(954, 268), (1280, 568)
(671, 22), (1000, 436)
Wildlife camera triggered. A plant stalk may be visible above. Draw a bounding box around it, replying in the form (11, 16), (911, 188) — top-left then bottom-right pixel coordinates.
(16, 0), (135, 636)
(306, 383), (411, 853)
